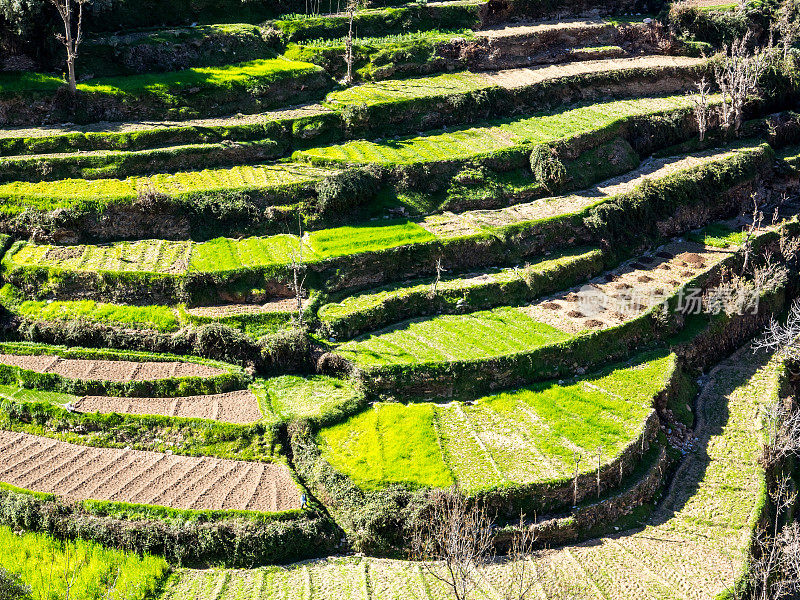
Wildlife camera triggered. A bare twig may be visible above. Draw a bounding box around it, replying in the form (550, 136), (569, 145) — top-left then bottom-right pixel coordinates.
(412, 485), (495, 600)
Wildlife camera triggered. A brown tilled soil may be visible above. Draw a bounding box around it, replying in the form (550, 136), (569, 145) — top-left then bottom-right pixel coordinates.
(0, 430), (300, 511)
(186, 298), (306, 318)
(74, 390), (263, 424)
(0, 355), (225, 381)
(525, 240), (734, 333)
(481, 55), (703, 89)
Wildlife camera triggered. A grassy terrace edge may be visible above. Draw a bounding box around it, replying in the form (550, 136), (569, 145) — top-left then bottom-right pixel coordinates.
(0, 140), (771, 305)
(0, 341), (250, 397)
(338, 221), (796, 400)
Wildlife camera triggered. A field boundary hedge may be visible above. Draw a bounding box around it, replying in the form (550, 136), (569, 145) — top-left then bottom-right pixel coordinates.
(0, 482), (340, 567)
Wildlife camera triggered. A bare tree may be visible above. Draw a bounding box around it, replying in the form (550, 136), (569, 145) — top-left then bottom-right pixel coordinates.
(503, 515), (538, 600)
(344, 0), (360, 85)
(429, 257), (445, 299)
(412, 485), (495, 600)
(775, 0), (800, 61)
(714, 33), (769, 137)
(747, 475), (800, 600)
(693, 77), (712, 142)
(51, 0), (88, 94)
(289, 217), (307, 329)
(572, 451), (581, 506)
(754, 300), (800, 361)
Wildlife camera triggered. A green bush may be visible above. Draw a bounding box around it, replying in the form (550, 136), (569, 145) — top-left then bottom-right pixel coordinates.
(260, 327), (313, 375)
(314, 168), (381, 221)
(0, 568), (30, 600)
(530, 145), (567, 192)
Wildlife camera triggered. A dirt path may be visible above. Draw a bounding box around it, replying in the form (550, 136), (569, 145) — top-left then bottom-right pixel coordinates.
(161, 345), (777, 598)
(74, 390), (263, 424)
(422, 147), (743, 239)
(476, 19), (612, 39)
(0, 354), (225, 382)
(186, 298), (306, 318)
(0, 430), (300, 512)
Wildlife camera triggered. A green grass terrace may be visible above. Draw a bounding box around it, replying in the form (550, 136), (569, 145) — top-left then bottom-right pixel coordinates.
(318, 352), (674, 492)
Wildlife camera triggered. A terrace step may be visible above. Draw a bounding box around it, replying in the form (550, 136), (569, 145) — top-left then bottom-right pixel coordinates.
(418, 145), (749, 239)
(0, 103), (331, 154)
(0, 285), (302, 343)
(0, 429), (300, 512)
(0, 343), (249, 397)
(337, 239), (734, 366)
(0, 353), (224, 382)
(74, 389), (263, 424)
(1, 55), (703, 161)
(0, 161), (336, 242)
(0, 140), (287, 183)
(334, 219), (786, 399)
(161, 340), (782, 599)
(318, 351), (671, 502)
(2, 140), (769, 305)
(318, 247), (606, 340)
(465, 19), (656, 71)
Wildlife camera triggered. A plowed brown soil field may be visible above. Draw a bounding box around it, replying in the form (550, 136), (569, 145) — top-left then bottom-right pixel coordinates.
(0, 354), (225, 381)
(0, 430), (300, 511)
(74, 390), (263, 424)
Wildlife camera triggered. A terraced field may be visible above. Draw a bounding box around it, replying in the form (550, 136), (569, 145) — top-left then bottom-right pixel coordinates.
(319, 352), (672, 491)
(74, 390), (263, 424)
(0, 353), (225, 381)
(160, 345), (779, 599)
(0, 430), (300, 512)
(335, 240), (733, 368)
(1, 1), (797, 596)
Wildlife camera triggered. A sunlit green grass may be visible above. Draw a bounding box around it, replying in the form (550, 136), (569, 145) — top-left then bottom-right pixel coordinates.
(319, 353), (674, 491)
(320, 402), (454, 490)
(296, 95), (706, 167)
(687, 223), (746, 248)
(4, 287), (180, 332)
(0, 163), (330, 217)
(336, 307), (569, 367)
(189, 235), (313, 272)
(78, 58), (320, 96)
(307, 221), (436, 258)
(0, 525), (169, 600)
(324, 71), (486, 107)
(253, 375), (360, 421)
(0, 383), (77, 405)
